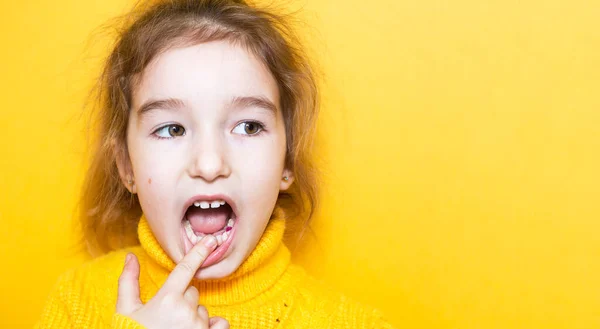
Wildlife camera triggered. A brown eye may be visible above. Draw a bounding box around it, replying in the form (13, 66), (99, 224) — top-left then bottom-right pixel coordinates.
(154, 124), (185, 138)
(168, 125), (184, 136)
(233, 121), (263, 135)
(244, 122), (259, 134)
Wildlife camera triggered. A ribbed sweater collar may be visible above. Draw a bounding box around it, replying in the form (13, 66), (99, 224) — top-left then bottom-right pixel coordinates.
(137, 210), (291, 306)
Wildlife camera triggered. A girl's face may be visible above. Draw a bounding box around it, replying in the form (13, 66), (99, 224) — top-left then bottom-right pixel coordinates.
(118, 40), (293, 280)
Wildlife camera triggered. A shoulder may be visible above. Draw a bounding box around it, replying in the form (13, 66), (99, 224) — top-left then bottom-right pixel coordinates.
(286, 264), (395, 328)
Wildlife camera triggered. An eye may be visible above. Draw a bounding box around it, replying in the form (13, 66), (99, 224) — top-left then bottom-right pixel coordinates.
(154, 124), (185, 138)
(232, 121), (264, 136)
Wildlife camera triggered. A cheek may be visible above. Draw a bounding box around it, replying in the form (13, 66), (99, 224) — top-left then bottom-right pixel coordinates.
(135, 157), (173, 190)
(235, 140), (285, 197)
(132, 139), (182, 183)
(130, 143), (183, 210)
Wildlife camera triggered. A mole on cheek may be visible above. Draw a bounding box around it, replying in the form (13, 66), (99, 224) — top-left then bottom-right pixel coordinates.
(148, 178), (152, 184)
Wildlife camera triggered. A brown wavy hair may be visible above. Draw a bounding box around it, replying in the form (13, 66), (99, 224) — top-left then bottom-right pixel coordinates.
(78, 0), (319, 257)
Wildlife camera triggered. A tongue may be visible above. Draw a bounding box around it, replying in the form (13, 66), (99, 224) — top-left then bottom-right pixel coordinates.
(186, 207), (228, 234)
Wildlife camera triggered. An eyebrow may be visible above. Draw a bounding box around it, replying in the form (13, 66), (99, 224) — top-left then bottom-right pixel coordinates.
(137, 98), (185, 115)
(136, 95), (278, 116)
(228, 95), (278, 115)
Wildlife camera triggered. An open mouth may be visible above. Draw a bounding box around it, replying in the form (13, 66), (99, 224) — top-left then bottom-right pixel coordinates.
(183, 199), (237, 246)
(180, 196), (239, 268)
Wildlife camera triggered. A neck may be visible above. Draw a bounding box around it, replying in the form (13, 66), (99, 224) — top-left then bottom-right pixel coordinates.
(137, 210), (291, 306)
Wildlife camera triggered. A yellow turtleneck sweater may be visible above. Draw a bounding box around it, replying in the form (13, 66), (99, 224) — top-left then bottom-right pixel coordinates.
(35, 213), (394, 328)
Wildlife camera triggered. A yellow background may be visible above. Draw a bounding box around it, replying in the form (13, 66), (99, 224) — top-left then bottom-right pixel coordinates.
(1, 0), (599, 328)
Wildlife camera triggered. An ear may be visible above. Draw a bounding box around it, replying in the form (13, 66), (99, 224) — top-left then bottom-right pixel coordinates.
(114, 139), (137, 194)
(279, 168), (294, 191)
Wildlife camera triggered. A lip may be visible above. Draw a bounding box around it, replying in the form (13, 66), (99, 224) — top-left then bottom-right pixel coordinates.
(181, 211), (237, 269)
(180, 193), (239, 221)
(180, 193), (239, 270)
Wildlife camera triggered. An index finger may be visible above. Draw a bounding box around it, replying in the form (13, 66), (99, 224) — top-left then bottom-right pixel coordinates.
(160, 235), (218, 294)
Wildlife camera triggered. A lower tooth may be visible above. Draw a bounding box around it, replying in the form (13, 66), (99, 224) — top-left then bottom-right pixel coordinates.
(184, 221), (194, 241)
(184, 220), (198, 244)
(185, 219), (231, 246)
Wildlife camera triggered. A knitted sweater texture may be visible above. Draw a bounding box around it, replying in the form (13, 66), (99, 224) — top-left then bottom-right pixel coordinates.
(34, 213), (394, 328)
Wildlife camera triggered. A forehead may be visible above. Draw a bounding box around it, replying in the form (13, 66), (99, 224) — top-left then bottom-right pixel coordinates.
(131, 40), (279, 111)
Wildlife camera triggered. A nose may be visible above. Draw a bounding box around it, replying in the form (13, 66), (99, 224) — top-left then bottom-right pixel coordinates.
(187, 132), (231, 182)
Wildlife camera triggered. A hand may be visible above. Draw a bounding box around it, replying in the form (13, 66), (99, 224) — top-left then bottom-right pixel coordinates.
(116, 235), (230, 329)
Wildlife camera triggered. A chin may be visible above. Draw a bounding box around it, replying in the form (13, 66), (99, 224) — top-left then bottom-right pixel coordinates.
(194, 255), (240, 280)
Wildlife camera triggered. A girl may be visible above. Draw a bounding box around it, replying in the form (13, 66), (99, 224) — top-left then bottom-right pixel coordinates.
(35, 0), (394, 328)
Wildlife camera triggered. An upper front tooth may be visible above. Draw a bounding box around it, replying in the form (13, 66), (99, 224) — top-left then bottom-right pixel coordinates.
(194, 201), (201, 207)
(210, 201), (221, 208)
(219, 201), (226, 205)
(199, 201), (210, 209)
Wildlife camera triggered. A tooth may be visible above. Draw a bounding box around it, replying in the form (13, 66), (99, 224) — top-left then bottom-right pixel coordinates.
(210, 201), (221, 208)
(216, 234), (223, 246)
(227, 218), (234, 227)
(199, 201), (210, 209)
(188, 231), (197, 244)
(184, 220), (193, 234)
(194, 201), (201, 207)
(222, 232), (229, 242)
(184, 221), (195, 243)
(220, 201), (226, 205)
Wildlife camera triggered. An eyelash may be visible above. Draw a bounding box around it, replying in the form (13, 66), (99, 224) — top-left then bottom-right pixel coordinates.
(232, 120), (266, 136)
(151, 124), (184, 140)
(150, 121), (266, 140)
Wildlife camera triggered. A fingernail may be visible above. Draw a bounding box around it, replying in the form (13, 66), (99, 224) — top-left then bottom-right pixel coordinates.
(125, 253), (132, 265)
(203, 235), (217, 248)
